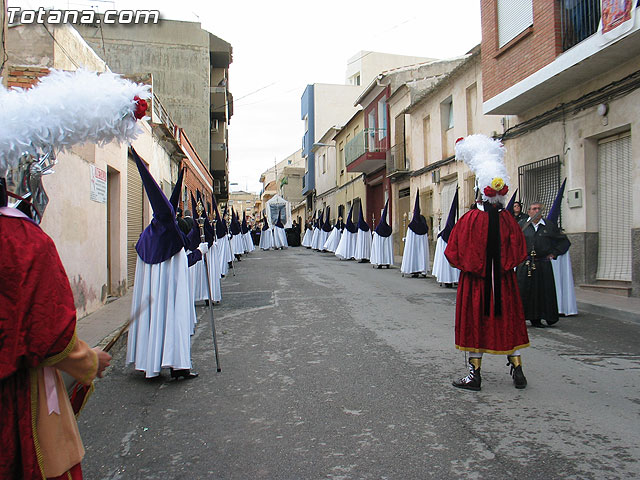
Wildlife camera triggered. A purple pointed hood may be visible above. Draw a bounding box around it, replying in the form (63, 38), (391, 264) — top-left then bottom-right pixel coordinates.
(230, 208), (242, 235)
(321, 207), (332, 233)
(345, 205), (357, 233)
(261, 214), (270, 231)
(374, 199), (392, 237)
(357, 206), (370, 232)
(547, 178), (566, 226)
(506, 188), (518, 215)
(241, 211), (249, 234)
(213, 196), (227, 239)
(408, 190), (427, 235)
(132, 147), (186, 264)
(438, 189), (458, 243)
(170, 167), (185, 212)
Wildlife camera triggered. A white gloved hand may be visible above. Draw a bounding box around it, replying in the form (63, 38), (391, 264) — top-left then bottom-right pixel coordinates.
(197, 242), (208, 255)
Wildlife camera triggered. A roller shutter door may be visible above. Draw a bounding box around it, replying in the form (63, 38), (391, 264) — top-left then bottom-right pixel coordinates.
(127, 155), (144, 287)
(597, 132), (632, 281)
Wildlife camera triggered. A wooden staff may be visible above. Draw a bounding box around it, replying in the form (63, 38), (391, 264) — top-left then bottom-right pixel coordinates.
(196, 200), (221, 372)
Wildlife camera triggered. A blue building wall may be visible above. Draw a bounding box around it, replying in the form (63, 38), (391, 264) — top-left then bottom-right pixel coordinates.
(301, 85), (315, 195)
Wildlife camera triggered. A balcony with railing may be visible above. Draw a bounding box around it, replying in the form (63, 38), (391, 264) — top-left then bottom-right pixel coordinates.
(345, 128), (388, 175)
(210, 86), (228, 121)
(560, 0), (601, 51)
(152, 92), (177, 138)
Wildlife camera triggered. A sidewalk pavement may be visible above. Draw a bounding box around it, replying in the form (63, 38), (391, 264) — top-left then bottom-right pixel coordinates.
(77, 291), (133, 349)
(76, 281), (640, 350)
(574, 286), (640, 324)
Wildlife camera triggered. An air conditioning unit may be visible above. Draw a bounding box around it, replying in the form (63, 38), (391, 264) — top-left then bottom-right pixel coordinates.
(432, 169), (440, 184)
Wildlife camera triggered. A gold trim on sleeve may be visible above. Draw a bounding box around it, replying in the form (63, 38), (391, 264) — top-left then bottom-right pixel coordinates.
(41, 331), (77, 367)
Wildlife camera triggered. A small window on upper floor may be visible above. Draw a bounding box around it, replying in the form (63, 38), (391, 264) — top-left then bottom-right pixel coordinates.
(441, 96), (454, 131)
(497, 0), (534, 48)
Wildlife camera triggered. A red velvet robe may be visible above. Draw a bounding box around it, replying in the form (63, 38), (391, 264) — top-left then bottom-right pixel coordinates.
(0, 215), (78, 479)
(445, 208), (530, 354)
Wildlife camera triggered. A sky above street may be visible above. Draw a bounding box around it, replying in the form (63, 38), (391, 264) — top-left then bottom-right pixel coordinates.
(10, 1), (481, 193)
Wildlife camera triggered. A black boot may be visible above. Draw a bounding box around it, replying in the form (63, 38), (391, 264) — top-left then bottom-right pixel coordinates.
(453, 358), (481, 391)
(170, 368), (199, 380)
(507, 355), (527, 389)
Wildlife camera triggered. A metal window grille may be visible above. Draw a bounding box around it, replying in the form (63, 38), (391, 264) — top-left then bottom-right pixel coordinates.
(560, 0), (601, 51)
(518, 156), (561, 227)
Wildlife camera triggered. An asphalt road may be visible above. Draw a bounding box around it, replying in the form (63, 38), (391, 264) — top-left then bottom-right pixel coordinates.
(79, 247), (640, 479)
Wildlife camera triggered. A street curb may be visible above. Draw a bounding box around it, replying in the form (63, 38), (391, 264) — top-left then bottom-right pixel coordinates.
(96, 323), (130, 352)
(576, 300), (640, 325)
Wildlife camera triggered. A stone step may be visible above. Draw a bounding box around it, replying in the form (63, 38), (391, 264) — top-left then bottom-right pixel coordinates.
(579, 283), (632, 297)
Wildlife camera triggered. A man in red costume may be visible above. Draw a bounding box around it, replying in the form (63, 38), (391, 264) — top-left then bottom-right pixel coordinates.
(0, 183), (112, 479)
(0, 68), (149, 479)
(445, 135), (529, 391)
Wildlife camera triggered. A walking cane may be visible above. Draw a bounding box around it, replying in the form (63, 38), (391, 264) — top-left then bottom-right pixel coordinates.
(196, 201), (222, 372)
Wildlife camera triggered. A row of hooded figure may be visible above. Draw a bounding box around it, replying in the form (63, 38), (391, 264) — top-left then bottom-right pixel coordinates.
(300, 185), (577, 317)
(300, 191), (457, 281)
(126, 149), (255, 379)
(188, 195), (256, 310)
(258, 210), (289, 250)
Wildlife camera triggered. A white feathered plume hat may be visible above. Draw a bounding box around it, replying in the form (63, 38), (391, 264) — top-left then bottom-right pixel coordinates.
(455, 134), (509, 204)
(0, 68), (151, 177)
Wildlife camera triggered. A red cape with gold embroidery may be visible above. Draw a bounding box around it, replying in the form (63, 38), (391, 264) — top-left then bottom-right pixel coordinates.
(0, 215), (77, 480)
(444, 208), (530, 354)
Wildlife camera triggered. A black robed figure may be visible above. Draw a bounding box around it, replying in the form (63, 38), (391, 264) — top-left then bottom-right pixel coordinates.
(516, 201), (570, 327)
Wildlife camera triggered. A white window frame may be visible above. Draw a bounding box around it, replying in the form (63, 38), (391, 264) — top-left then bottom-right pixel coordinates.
(378, 98), (387, 141)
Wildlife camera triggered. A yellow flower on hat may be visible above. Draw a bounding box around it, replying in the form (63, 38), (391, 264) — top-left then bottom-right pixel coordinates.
(491, 177), (505, 191)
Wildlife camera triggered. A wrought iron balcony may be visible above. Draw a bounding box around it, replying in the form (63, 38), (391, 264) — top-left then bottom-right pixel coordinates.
(152, 92), (176, 137)
(560, 0), (601, 51)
